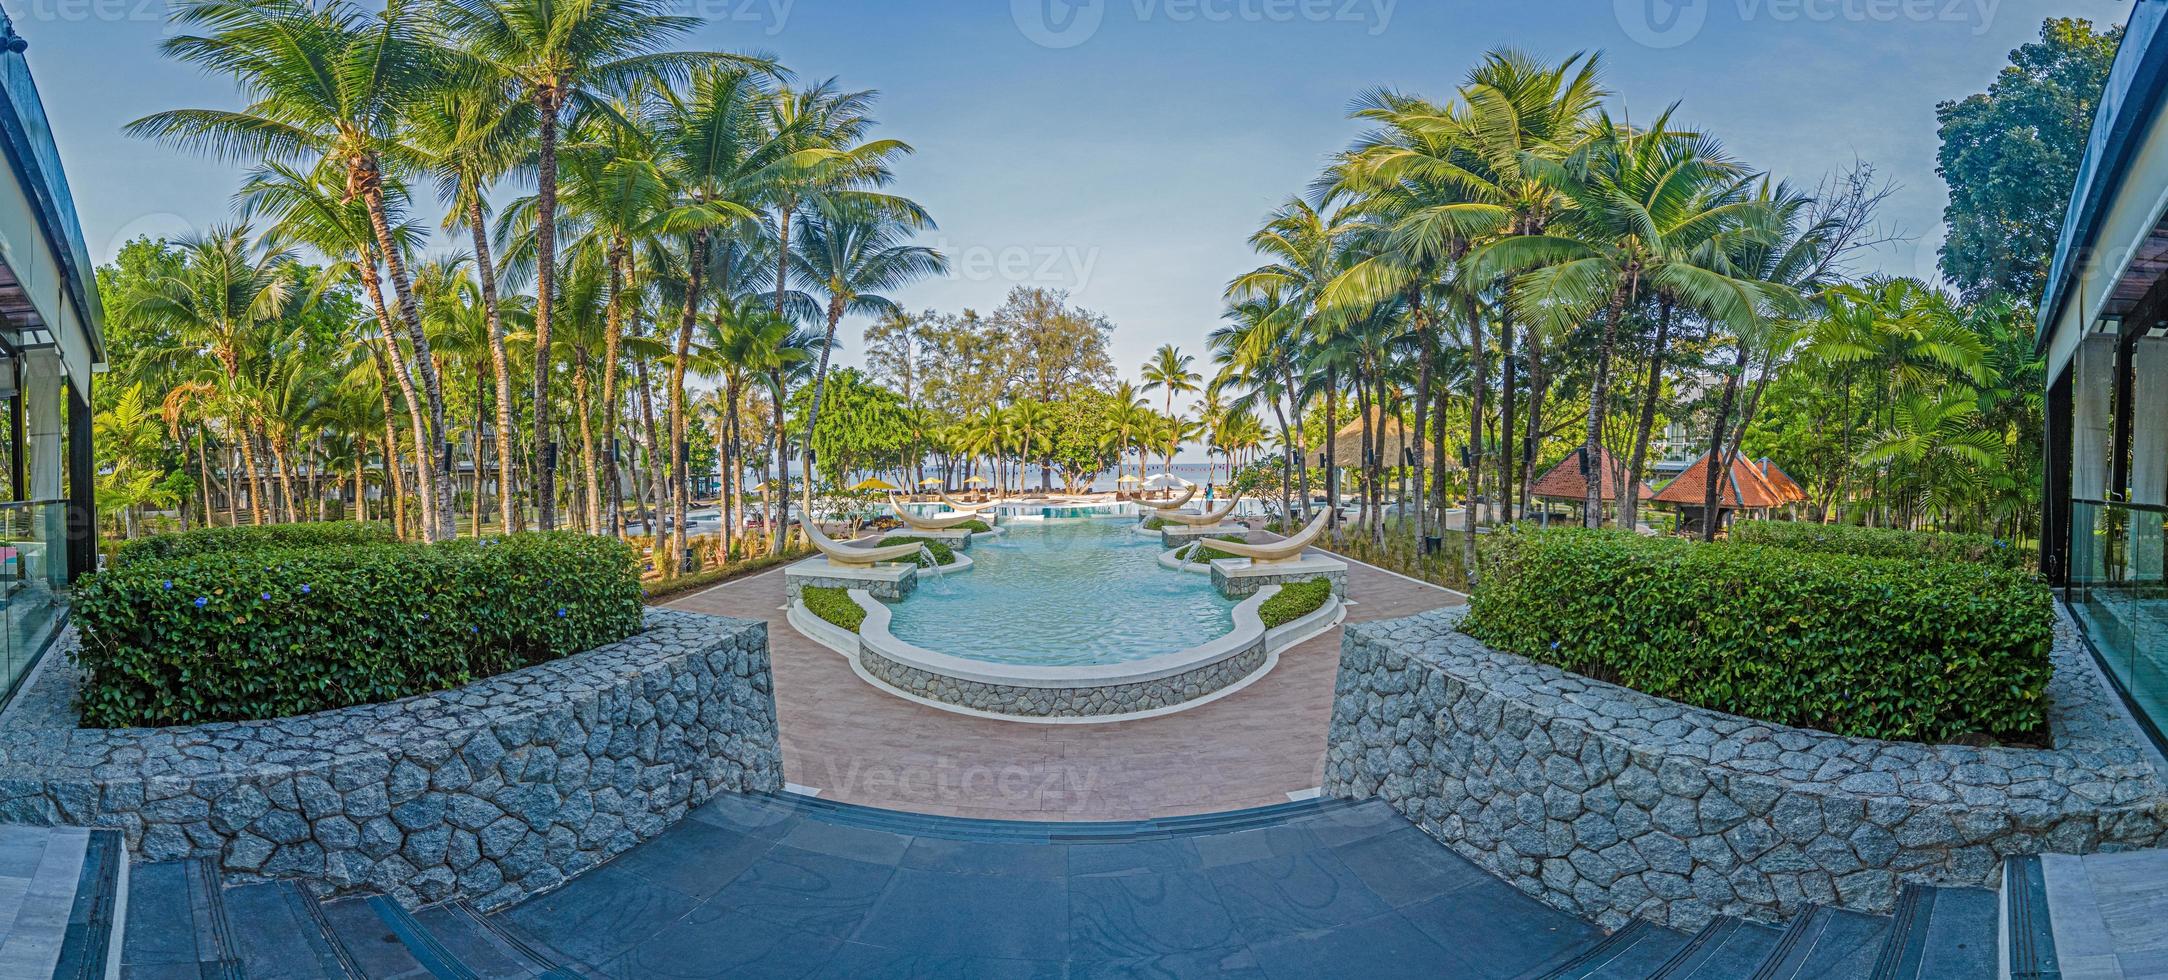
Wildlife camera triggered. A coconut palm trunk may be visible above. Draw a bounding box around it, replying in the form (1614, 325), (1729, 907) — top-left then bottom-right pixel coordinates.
(359, 262), (437, 540)
(599, 237), (630, 538)
(1464, 301), (1486, 578)
(532, 97), (562, 532)
(1621, 300), (1674, 533)
(666, 229), (709, 574)
(354, 161), (453, 542)
(1583, 275), (1635, 528)
(1700, 339), (1751, 541)
(465, 195), (519, 534)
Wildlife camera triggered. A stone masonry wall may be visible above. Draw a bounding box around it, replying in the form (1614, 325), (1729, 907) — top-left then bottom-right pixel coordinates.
(0, 609), (782, 910)
(859, 642), (1268, 718)
(1324, 606), (2168, 931)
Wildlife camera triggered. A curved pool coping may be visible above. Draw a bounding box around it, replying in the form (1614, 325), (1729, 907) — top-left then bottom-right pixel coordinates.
(786, 585), (1342, 724)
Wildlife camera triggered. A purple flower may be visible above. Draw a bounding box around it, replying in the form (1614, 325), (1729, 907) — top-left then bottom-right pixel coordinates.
(556, 608), (568, 618)
(421, 613), (429, 621)
(193, 597), (208, 608)
(260, 592), (272, 601)
(470, 626), (479, 634)
(299, 584), (311, 594)
(1550, 641), (1561, 650)
(161, 580), (172, 590)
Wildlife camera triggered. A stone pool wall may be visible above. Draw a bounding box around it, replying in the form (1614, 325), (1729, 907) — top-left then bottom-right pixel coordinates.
(0, 609), (782, 910)
(1323, 606), (2168, 931)
(858, 642), (1269, 718)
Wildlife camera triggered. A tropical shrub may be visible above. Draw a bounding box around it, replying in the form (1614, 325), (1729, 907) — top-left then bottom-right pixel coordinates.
(1183, 534), (1250, 562)
(802, 585), (864, 631)
(112, 521), (396, 568)
(73, 533), (643, 727)
(1461, 527), (2053, 743)
(877, 536), (956, 566)
(1260, 578), (1333, 628)
(954, 519), (993, 534)
(1142, 516), (1170, 530)
(1729, 519), (2032, 570)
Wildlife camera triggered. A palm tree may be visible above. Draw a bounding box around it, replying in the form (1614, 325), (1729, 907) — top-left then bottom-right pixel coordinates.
(409, 77), (534, 532)
(788, 198), (945, 524)
(1006, 400), (1053, 492)
(1140, 344), (1201, 421)
(439, 0), (741, 532)
(128, 227), (295, 526)
(132, 0), (460, 539)
(1471, 109), (1772, 529)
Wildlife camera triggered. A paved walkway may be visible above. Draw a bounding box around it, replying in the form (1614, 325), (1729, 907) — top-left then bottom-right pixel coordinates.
(665, 542), (1460, 820)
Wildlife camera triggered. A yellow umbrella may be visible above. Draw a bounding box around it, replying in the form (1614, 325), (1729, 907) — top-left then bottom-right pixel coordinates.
(964, 476), (990, 486)
(918, 477), (943, 487)
(1116, 475), (1143, 485)
(851, 478), (900, 492)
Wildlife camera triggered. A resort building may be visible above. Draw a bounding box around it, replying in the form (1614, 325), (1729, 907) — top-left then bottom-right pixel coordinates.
(0, 8), (104, 704)
(1525, 445), (1651, 522)
(2039, 0), (2168, 744)
(1651, 451), (1799, 532)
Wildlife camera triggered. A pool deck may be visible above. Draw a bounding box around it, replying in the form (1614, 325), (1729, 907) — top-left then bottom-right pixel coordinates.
(666, 535), (1462, 821)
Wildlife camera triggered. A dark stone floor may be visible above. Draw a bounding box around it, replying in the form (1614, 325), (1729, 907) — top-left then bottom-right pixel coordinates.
(487, 794), (1606, 979)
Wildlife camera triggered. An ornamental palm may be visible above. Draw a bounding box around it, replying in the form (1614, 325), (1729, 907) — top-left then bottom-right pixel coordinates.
(438, 0), (749, 531)
(131, 0), (459, 539)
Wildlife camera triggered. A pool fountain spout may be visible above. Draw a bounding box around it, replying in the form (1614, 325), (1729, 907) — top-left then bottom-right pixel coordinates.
(1135, 485), (1198, 513)
(1201, 509), (1329, 565)
(1157, 492), (1243, 528)
(890, 501), (983, 532)
(803, 520), (926, 568)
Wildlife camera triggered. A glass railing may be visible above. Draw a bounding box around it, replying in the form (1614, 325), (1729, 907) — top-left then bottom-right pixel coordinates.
(0, 499), (67, 705)
(2069, 499), (2168, 740)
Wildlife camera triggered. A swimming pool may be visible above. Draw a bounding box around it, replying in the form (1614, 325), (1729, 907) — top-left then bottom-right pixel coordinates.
(882, 518), (1236, 666)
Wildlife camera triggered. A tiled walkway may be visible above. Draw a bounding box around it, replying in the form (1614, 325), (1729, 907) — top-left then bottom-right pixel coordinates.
(665, 541), (1461, 820)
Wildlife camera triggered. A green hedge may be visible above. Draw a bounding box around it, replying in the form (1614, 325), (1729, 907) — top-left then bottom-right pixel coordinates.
(954, 519), (993, 534)
(802, 585), (864, 631)
(1183, 534), (1249, 562)
(1730, 520), (2032, 570)
(877, 536), (956, 567)
(1460, 527), (2053, 743)
(113, 522), (397, 568)
(1142, 516), (1170, 530)
(73, 533), (643, 727)
(1260, 578), (1333, 628)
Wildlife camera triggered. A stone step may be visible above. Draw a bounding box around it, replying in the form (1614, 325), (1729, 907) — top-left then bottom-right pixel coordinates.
(2004, 848), (2168, 980)
(119, 860), (355, 978)
(1748, 903), (1889, 979)
(0, 825), (126, 980)
(1538, 919), (1693, 978)
(1870, 884), (1997, 980)
(1651, 916), (1786, 978)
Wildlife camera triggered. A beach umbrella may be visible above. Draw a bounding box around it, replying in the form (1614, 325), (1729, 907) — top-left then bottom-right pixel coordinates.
(1116, 475), (1143, 485)
(918, 477), (943, 487)
(964, 476), (990, 486)
(1146, 473), (1195, 488)
(851, 478), (900, 492)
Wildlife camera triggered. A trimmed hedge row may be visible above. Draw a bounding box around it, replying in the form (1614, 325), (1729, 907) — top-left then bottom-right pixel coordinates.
(802, 585), (864, 631)
(1460, 527), (2053, 743)
(74, 532), (643, 728)
(1730, 519), (2032, 571)
(954, 519), (993, 534)
(1260, 578), (1333, 629)
(112, 521), (397, 568)
(877, 536), (956, 567)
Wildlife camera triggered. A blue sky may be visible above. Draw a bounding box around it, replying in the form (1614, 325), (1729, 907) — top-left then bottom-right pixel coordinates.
(9, 0), (2134, 381)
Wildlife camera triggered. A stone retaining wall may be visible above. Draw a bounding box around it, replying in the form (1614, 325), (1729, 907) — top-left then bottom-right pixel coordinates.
(0, 609), (782, 910)
(858, 641), (1268, 718)
(1324, 606), (2168, 931)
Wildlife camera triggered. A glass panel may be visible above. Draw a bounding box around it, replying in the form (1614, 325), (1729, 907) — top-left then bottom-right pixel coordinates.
(0, 500), (67, 703)
(2070, 499), (2168, 729)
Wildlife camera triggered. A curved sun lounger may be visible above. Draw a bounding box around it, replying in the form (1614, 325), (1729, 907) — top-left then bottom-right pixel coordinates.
(937, 492), (998, 513)
(890, 501), (981, 532)
(1136, 485), (1198, 512)
(1202, 509), (1329, 565)
(804, 520), (925, 568)
(1158, 492), (1244, 528)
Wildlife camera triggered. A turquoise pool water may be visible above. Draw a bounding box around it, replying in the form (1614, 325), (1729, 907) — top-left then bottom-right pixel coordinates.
(883, 519), (1237, 666)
